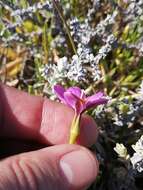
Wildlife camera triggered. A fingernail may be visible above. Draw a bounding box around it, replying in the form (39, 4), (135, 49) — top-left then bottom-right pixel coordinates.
(60, 149), (98, 188)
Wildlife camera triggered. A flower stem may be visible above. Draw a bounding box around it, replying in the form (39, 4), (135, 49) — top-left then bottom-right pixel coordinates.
(69, 113), (80, 144)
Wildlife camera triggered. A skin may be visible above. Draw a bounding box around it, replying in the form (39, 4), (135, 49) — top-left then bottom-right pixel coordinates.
(0, 84), (99, 190)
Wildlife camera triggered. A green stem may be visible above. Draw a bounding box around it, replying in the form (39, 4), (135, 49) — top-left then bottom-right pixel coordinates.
(52, 0), (77, 54)
(69, 113), (80, 144)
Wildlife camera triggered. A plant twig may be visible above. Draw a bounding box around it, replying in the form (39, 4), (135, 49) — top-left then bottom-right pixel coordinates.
(52, 0), (77, 54)
(0, 57), (22, 75)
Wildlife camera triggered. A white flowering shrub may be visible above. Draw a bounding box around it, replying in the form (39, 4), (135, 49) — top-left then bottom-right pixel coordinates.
(0, 0), (143, 189)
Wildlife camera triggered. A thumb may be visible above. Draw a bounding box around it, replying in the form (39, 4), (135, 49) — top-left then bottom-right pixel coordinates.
(0, 144), (99, 190)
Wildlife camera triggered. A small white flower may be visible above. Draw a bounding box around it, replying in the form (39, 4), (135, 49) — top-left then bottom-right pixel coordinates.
(130, 135), (143, 172)
(130, 153), (143, 172)
(114, 143), (129, 159)
(132, 135), (143, 156)
(57, 57), (68, 72)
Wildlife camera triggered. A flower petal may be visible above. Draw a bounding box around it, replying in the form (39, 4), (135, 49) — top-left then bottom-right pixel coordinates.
(86, 92), (104, 101)
(64, 91), (86, 114)
(64, 91), (78, 109)
(86, 92), (108, 109)
(67, 86), (84, 99)
(53, 85), (66, 103)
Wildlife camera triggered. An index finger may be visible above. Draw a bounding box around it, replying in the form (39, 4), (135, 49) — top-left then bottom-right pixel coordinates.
(0, 84), (98, 147)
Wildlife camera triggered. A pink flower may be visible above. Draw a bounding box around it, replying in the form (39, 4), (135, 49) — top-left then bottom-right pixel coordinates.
(54, 85), (108, 115)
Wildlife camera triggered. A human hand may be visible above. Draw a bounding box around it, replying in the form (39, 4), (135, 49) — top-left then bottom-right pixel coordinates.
(0, 84), (99, 190)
